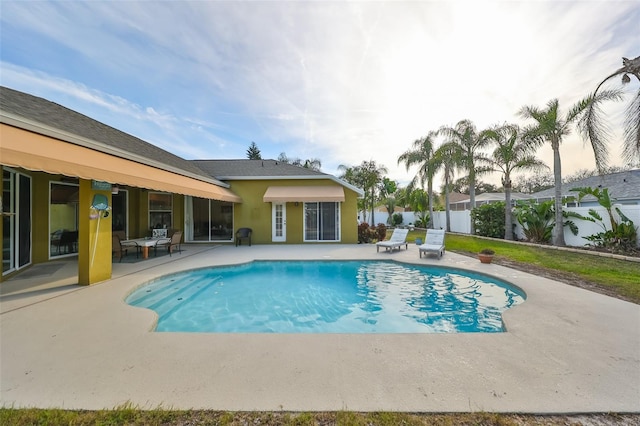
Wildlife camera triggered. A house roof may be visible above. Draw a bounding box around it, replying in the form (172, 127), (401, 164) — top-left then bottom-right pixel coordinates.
(193, 159), (326, 178)
(452, 192), (531, 204)
(530, 170), (640, 201)
(193, 159), (365, 196)
(0, 86), (225, 186)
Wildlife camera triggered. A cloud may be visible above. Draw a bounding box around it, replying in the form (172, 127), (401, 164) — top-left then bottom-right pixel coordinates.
(1, 1), (638, 187)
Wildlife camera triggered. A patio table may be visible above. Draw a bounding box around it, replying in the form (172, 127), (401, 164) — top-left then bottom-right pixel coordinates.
(121, 237), (171, 259)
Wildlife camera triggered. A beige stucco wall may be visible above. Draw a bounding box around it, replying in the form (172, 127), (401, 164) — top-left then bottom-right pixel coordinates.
(228, 179), (359, 244)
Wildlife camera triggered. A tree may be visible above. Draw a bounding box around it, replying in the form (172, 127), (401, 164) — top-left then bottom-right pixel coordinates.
(397, 131), (442, 229)
(378, 177), (398, 225)
(581, 55), (639, 169)
(485, 124), (548, 240)
(338, 161), (387, 224)
(512, 170), (554, 193)
(438, 120), (492, 234)
(246, 142), (262, 160)
(519, 97), (603, 246)
(278, 152), (322, 171)
(408, 188), (429, 227)
(434, 142), (461, 232)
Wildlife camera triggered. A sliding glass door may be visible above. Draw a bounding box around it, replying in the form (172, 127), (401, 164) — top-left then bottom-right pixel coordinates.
(304, 202), (340, 242)
(2, 168), (31, 275)
(186, 196), (234, 242)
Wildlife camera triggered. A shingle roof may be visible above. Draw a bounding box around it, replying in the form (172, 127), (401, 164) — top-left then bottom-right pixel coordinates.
(0, 86), (214, 181)
(530, 170), (640, 201)
(193, 159), (329, 178)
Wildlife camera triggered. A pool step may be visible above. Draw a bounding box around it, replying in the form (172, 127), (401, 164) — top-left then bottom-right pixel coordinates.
(128, 275), (197, 308)
(147, 275), (223, 318)
(157, 275), (223, 319)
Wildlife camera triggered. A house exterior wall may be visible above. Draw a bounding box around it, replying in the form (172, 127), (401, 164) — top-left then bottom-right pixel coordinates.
(227, 178), (359, 244)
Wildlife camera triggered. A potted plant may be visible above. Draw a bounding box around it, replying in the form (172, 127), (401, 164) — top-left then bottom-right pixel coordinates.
(478, 248), (495, 264)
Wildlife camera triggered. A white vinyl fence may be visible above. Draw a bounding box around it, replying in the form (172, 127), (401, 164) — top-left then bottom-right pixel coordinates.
(364, 206), (640, 248)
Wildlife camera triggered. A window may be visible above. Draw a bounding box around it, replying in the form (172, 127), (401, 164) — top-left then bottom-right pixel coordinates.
(149, 192), (172, 230)
(304, 202), (340, 242)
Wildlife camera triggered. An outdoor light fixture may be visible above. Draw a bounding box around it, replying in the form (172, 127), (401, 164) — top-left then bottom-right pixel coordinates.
(112, 185), (119, 195)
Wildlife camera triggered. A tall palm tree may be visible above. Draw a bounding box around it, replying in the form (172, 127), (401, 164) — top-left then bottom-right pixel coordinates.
(519, 98), (596, 246)
(397, 131), (442, 229)
(581, 55), (639, 168)
(485, 124), (548, 240)
(438, 120), (492, 234)
(435, 141), (462, 232)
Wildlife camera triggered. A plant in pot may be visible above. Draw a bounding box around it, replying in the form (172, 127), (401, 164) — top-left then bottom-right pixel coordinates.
(478, 248), (495, 264)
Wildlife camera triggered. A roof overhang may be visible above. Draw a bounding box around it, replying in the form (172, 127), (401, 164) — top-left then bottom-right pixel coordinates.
(263, 186), (345, 202)
(1, 123), (242, 203)
(221, 175), (364, 197)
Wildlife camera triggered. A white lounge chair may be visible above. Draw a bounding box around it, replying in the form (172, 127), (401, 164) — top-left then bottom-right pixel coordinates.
(376, 228), (409, 252)
(419, 229), (445, 258)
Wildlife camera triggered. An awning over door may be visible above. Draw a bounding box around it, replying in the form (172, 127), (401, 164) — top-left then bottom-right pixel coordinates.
(1, 124), (242, 203)
(263, 186), (345, 202)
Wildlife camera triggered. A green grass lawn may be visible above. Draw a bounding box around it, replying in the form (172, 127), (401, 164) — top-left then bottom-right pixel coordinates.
(1, 407), (636, 425)
(404, 229), (640, 303)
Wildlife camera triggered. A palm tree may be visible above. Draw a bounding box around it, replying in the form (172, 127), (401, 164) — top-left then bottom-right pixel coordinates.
(435, 141), (462, 232)
(519, 98), (597, 246)
(485, 124), (548, 240)
(379, 177), (398, 224)
(581, 55), (639, 168)
(438, 120), (492, 234)
(397, 131), (442, 229)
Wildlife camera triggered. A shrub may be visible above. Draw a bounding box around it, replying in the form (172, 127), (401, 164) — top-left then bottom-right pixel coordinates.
(472, 202), (506, 239)
(358, 222), (379, 243)
(376, 223), (387, 241)
(391, 213), (403, 226)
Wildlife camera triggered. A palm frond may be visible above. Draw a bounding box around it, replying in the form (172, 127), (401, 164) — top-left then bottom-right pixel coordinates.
(622, 88), (640, 166)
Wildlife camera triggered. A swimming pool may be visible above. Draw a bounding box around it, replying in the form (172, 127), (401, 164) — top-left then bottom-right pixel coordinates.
(126, 260), (525, 333)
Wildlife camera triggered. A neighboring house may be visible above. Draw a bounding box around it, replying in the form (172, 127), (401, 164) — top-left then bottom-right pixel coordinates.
(0, 87), (362, 284)
(449, 192), (530, 211)
(529, 170), (640, 206)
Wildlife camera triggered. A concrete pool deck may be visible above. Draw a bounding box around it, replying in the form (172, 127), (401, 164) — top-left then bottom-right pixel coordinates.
(1, 244), (639, 413)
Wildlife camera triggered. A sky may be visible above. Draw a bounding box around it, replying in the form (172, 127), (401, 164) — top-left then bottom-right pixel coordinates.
(1, 0), (639, 189)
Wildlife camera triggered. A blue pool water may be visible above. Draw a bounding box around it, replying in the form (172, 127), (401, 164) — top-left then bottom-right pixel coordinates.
(126, 260), (525, 333)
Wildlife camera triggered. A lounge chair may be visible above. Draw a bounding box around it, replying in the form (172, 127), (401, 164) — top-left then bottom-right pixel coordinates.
(155, 230), (182, 256)
(418, 229), (446, 259)
(235, 228), (252, 246)
(376, 228), (409, 252)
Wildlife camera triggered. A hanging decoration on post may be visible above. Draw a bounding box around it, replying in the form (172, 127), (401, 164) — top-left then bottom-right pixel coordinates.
(90, 193), (112, 268)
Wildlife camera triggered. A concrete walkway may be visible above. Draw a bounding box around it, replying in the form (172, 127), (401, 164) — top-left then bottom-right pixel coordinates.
(1, 244), (639, 413)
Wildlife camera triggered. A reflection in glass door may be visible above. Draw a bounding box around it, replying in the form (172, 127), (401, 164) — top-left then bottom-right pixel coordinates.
(49, 182), (79, 258)
(3, 169), (31, 275)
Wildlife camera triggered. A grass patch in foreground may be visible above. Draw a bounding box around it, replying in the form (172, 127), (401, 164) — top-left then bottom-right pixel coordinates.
(1, 408), (637, 425)
(405, 230), (640, 304)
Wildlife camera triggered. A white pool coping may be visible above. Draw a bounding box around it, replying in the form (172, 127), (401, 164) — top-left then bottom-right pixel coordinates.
(1, 244), (639, 413)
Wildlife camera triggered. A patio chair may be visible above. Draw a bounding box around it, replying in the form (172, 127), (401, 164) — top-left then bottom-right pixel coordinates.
(112, 233), (130, 262)
(418, 229), (446, 259)
(155, 230), (183, 256)
(235, 227), (252, 246)
(376, 228), (409, 252)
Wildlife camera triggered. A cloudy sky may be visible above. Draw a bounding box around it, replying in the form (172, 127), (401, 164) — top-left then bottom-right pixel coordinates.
(1, 1), (638, 188)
